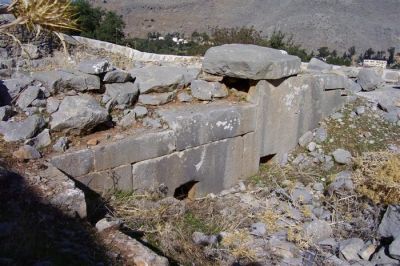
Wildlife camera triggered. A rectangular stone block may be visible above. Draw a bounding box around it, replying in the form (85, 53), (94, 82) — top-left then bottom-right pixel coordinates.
(242, 132), (260, 178)
(158, 102), (256, 151)
(77, 164), (132, 194)
(131, 136), (244, 196)
(249, 75), (347, 159)
(93, 130), (176, 171)
(50, 149), (94, 177)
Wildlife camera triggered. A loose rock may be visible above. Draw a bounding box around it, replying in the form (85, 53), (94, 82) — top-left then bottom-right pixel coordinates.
(13, 145), (41, 160)
(332, 149), (352, 165)
(0, 115), (45, 142)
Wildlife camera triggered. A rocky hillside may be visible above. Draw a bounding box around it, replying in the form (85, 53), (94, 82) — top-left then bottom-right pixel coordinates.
(90, 0), (400, 53)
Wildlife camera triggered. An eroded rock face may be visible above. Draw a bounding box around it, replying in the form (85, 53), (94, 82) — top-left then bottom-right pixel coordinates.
(77, 59), (113, 75)
(190, 80), (228, 101)
(103, 69), (133, 83)
(357, 69), (385, 91)
(130, 66), (187, 94)
(104, 82), (139, 107)
(0, 115), (45, 142)
(378, 205), (400, 239)
(307, 58), (333, 72)
(50, 95), (109, 133)
(202, 44), (301, 80)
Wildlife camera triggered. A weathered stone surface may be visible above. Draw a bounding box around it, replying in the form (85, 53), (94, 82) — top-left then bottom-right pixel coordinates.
(332, 149), (352, 165)
(248, 76), (346, 159)
(117, 111), (136, 128)
(50, 95), (109, 133)
(371, 246), (400, 265)
(46, 97), (60, 114)
(25, 129), (51, 149)
(389, 237), (400, 260)
(53, 137), (69, 152)
(103, 69), (133, 83)
(104, 82), (139, 106)
(339, 238), (364, 262)
(21, 44), (40, 59)
(131, 136), (245, 196)
(13, 145), (41, 159)
(0, 105), (12, 121)
(378, 205), (400, 239)
(158, 102), (256, 150)
(202, 44), (301, 80)
(138, 91), (176, 105)
(0, 115), (45, 142)
(93, 130), (176, 171)
(51, 149), (94, 177)
(133, 106), (148, 118)
(130, 66), (186, 94)
(190, 80), (228, 100)
(77, 59), (113, 75)
(101, 230), (169, 266)
(95, 217), (122, 232)
(358, 87), (400, 110)
(327, 171), (354, 195)
(303, 220), (332, 244)
(32, 70), (101, 94)
(382, 69), (400, 84)
(307, 58), (333, 71)
(177, 91), (193, 102)
(0, 77), (33, 106)
(39, 165), (87, 219)
(78, 165), (133, 193)
(298, 131), (313, 147)
(357, 68), (385, 91)
(192, 232), (218, 246)
(16, 85), (41, 110)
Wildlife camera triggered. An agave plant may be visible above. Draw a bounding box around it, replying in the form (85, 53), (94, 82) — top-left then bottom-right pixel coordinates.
(0, 0), (78, 54)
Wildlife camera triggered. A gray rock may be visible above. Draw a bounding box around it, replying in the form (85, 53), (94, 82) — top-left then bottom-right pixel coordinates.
(13, 145), (41, 159)
(118, 111), (136, 128)
(31, 99), (47, 108)
(291, 187), (313, 204)
(308, 58), (333, 71)
(378, 205), (400, 239)
(104, 82), (139, 107)
(314, 127), (328, 143)
(46, 97), (60, 114)
(177, 91), (193, 102)
(0, 77), (33, 106)
(25, 129), (51, 149)
(21, 44), (40, 59)
(355, 106), (365, 115)
(192, 232), (218, 246)
(77, 59), (113, 75)
(313, 183), (324, 192)
(307, 142), (317, 152)
(0, 106), (13, 121)
(344, 79), (362, 94)
(383, 110), (399, 123)
(190, 80), (228, 101)
(130, 66), (186, 94)
(138, 91), (176, 106)
(331, 112), (344, 120)
(103, 69), (133, 83)
(371, 246), (400, 265)
(50, 95), (109, 133)
(332, 149), (352, 164)
(133, 106), (148, 118)
(303, 220), (332, 244)
(318, 238), (338, 249)
(299, 131), (313, 147)
(250, 222), (267, 236)
(202, 44), (301, 80)
(32, 70), (101, 94)
(339, 238), (364, 262)
(53, 137), (69, 152)
(95, 217), (122, 232)
(327, 171), (354, 195)
(51, 149), (94, 177)
(143, 117), (162, 129)
(0, 115), (45, 142)
(323, 255), (351, 266)
(357, 68), (385, 91)
(16, 85), (41, 110)
(389, 237), (400, 260)
(358, 242), (377, 261)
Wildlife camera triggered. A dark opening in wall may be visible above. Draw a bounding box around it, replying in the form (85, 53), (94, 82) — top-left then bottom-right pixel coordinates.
(173, 180), (199, 200)
(260, 154), (276, 164)
(222, 77), (257, 93)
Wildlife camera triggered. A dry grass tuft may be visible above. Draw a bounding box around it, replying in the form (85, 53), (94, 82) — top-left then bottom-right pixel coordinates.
(259, 209), (282, 233)
(353, 152), (400, 205)
(221, 230), (257, 260)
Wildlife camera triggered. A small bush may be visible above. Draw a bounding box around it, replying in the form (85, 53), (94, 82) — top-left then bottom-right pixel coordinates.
(353, 152), (400, 205)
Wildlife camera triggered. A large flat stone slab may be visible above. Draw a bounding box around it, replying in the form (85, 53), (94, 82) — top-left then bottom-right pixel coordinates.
(157, 102), (256, 150)
(93, 130), (176, 171)
(202, 44), (301, 80)
(131, 136), (246, 196)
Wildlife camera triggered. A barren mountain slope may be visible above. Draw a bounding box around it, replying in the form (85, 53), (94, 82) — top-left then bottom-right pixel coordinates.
(90, 0), (400, 53)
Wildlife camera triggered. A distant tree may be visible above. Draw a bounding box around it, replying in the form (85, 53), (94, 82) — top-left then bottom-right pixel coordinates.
(364, 48), (375, 59)
(388, 47), (396, 65)
(268, 30), (286, 49)
(94, 11), (125, 43)
(317, 47), (330, 58)
(348, 46), (356, 58)
(72, 0), (103, 37)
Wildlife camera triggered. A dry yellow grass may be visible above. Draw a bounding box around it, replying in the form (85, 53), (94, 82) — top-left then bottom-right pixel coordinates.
(353, 152), (400, 205)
